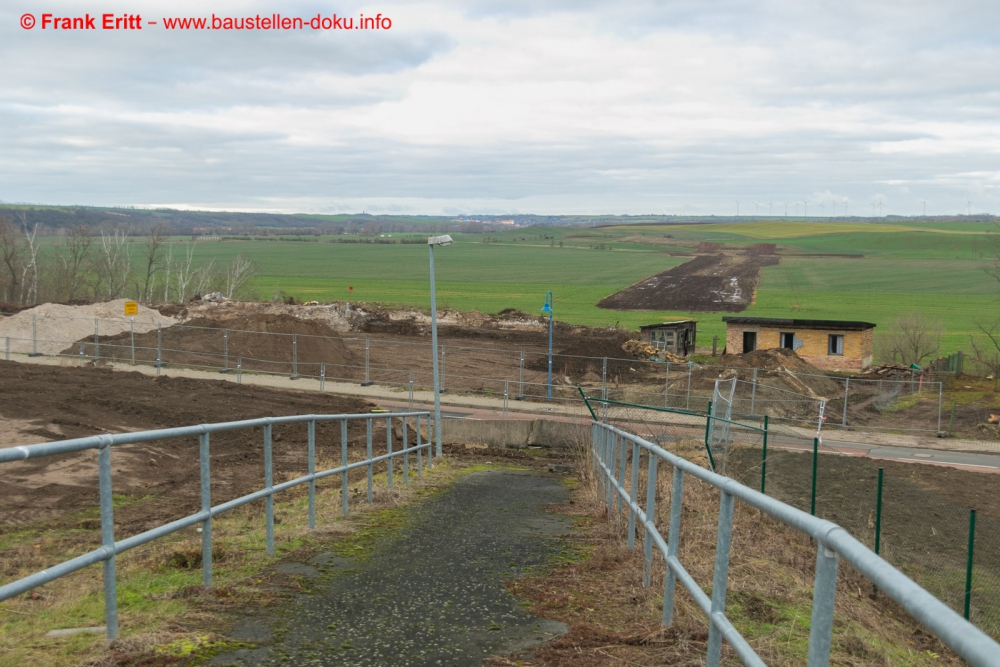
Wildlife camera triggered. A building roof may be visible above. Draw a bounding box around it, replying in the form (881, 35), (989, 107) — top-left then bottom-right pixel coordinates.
(638, 320), (696, 330)
(722, 317), (875, 330)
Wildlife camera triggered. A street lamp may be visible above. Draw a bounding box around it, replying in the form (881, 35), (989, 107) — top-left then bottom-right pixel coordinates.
(542, 291), (553, 401)
(428, 234), (453, 457)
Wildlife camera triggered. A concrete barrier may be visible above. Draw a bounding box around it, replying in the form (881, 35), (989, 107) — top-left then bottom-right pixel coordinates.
(441, 419), (589, 449)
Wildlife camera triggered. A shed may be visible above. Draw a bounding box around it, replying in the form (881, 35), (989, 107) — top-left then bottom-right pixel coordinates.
(722, 317), (876, 371)
(638, 320), (697, 357)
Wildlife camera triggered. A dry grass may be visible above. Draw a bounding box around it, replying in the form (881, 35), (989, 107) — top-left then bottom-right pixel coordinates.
(496, 439), (963, 666)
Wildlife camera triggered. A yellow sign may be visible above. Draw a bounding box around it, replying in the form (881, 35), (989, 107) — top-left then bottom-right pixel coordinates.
(124, 301), (138, 316)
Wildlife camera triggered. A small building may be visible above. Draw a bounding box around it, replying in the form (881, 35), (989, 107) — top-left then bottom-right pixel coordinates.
(722, 317), (876, 371)
(638, 320), (697, 356)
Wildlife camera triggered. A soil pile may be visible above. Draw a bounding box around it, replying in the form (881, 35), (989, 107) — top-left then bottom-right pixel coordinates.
(0, 300), (175, 356)
(62, 313), (354, 374)
(526, 331), (639, 375)
(597, 254), (779, 312)
(719, 347), (820, 374)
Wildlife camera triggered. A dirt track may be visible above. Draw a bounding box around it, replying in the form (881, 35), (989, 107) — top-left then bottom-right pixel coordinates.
(597, 254), (779, 312)
(0, 360), (372, 533)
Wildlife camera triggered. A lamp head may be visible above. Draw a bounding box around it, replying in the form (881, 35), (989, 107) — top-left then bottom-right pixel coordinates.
(541, 303), (552, 315)
(428, 235), (453, 247)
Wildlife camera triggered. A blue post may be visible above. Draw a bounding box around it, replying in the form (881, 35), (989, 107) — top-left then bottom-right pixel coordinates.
(542, 291), (553, 402)
(341, 419), (349, 516)
(402, 416), (409, 484)
(98, 443), (119, 640)
(264, 424), (274, 556)
(386, 416), (393, 490)
(200, 432), (212, 586)
(366, 418), (373, 502)
(307, 420), (316, 530)
(663, 466), (684, 626)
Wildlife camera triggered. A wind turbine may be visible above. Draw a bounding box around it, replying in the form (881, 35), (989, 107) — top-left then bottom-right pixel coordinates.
(844, 198), (849, 216)
(736, 201), (740, 216)
(819, 201), (825, 217)
(968, 200), (973, 215)
(753, 201), (760, 216)
(784, 201), (789, 217)
(921, 199), (927, 216)
(877, 198), (883, 216)
(803, 201), (809, 217)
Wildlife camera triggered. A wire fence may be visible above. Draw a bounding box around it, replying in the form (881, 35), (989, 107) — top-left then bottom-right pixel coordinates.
(1, 312), (945, 433)
(586, 393), (1000, 640)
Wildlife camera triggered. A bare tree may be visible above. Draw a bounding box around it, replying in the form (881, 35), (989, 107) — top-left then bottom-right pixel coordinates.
(54, 225), (93, 302)
(95, 229), (132, 300)
(0, 215), (22, 302)
(193, 257), (217, 298)
(874, 312), (944, 366)
(18, 218), (40, 304)
(970, 319), (1000, 391)
(140, 223), (169, 303)
(174, 244), (198, 302)
(224, 253), (256, 299)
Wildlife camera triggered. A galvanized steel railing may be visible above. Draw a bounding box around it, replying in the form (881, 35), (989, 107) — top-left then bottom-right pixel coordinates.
(0, 411), (433, 641)
(591, 421), (1000, 667)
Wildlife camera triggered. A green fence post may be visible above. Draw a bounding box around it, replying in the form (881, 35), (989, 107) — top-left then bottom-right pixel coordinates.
(874, 467), (883, 595)
(760, 415), (769, 494)
(810, 438), (819, 516)
(965, 508), (977, 620)
(703, 401), (716, 471)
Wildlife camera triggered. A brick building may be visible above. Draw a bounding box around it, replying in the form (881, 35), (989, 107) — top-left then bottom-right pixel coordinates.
(722, 317), (875, 371)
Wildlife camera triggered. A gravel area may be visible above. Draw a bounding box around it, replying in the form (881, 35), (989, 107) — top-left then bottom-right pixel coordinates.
(211, 470), (572, 666)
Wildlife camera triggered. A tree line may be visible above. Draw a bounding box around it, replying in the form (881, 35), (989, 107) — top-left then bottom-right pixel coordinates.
(0, 215), (257, 306)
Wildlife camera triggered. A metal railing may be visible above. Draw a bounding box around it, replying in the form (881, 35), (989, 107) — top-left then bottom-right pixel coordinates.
(591, 421), (1000, 667)
(0, 410), (434, 641)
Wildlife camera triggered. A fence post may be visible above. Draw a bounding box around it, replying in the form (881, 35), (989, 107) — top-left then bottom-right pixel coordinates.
(408, 371), (414, 410)
(811, 438), (819, 516)
(873, 467), (883, 595)
(761, 415), (769, 494)
(264, 424), (274, 556)
(616, 434), (628, 522)
(441, 344), (446, 390)
(402, 416), (410, 484)
(517, 351), (525, 398)
(156, 325), (162, 370)
(307, 420), (316, 530)
(627, 442), (640, 549)
(223, 329), (229, 371)
(94, 317), (100, 360)
(937, 383), (944, 433)
(416, 414), (423, 476)
(291, 334), (298, 379)
(366, 418), (373, 502)
(643, 453), (658, 588)
(5, 336), (9, 360)
(79, 341), (84, 364)
(607, 433), (617, 509)
(200, 432), (212, 587)
(130, 317), (135, 365)
(663, 467), (684, 626)
(341, 419), (349, 516)
(750, 367), (757, 415)
(664, 362), (670, 408)
(602, 357), (608, 400)
(686, 362), (693, 410)
(807, 542), (839, 667)
(31, 313), (38, 356)
(237, 356), (242, 384)
(361, 339), (372, 386)
(320, 363), (326, 392)
(503, 380), (509, 420)
(965, 509), (977, 620)
(706, 491), (735, 667)
(841, 378), (850, 426)
(98, 443), (119, 640)
(386, 416), (394, 490)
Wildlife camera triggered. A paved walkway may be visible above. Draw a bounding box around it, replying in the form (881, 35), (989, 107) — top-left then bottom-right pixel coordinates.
(210, 471), (572, 666)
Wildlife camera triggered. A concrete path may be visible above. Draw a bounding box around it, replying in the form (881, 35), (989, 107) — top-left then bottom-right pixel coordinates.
(210, 471), (572, 666)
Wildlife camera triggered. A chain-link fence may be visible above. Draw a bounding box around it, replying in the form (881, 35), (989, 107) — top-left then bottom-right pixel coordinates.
(1, 312), (944, 432)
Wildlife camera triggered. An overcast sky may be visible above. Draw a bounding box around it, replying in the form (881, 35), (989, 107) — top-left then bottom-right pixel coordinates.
(2, 1), (999, 216)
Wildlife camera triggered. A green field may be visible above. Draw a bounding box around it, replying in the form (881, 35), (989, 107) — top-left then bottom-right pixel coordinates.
(33, 219), (1000, 356)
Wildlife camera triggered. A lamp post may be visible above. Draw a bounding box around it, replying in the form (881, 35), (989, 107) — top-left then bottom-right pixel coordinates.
(428, 234), (453, 457)
(542, 291), (553, 401)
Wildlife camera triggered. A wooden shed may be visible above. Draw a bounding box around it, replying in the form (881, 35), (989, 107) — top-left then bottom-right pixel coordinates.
(638, 320), (697, 357)
(722, 317), (876, 371)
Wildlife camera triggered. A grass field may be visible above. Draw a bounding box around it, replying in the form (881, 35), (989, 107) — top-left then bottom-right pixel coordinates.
(32, 219), (1000, 357)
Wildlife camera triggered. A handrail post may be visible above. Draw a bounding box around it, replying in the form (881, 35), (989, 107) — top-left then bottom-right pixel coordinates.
(806, 542), (839, 667)
(366, 418), (373, 503)
(200, 432), (212, 586)
(307, 420), (316, 530)
(873, 467), (883, 595)
(386, 416), (394, 490)
(706, 490), (735, 667)
(811, 438), (819, 516)
(608, 433), (618, 510)
(663, 466), (684, 626)
(402, 416), (410, 484)
(616, 432), (628, 522)
(341, 419), (349, 516)
(264, 424), (274, 556)
(416, 415), (423, 476)
(627, 441), (640, 549)
(98, 443), (119, 640)
(965, 508), (977, 620)
(643, 453), (659, 588)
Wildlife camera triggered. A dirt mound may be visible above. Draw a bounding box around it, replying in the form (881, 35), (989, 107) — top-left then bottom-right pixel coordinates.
(63, 313), (354, 375)
(1, 300), (175, 356)
(597, 254), (779, 312)
(717, 348), (842, 399)
(526, 331), (639, 374)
